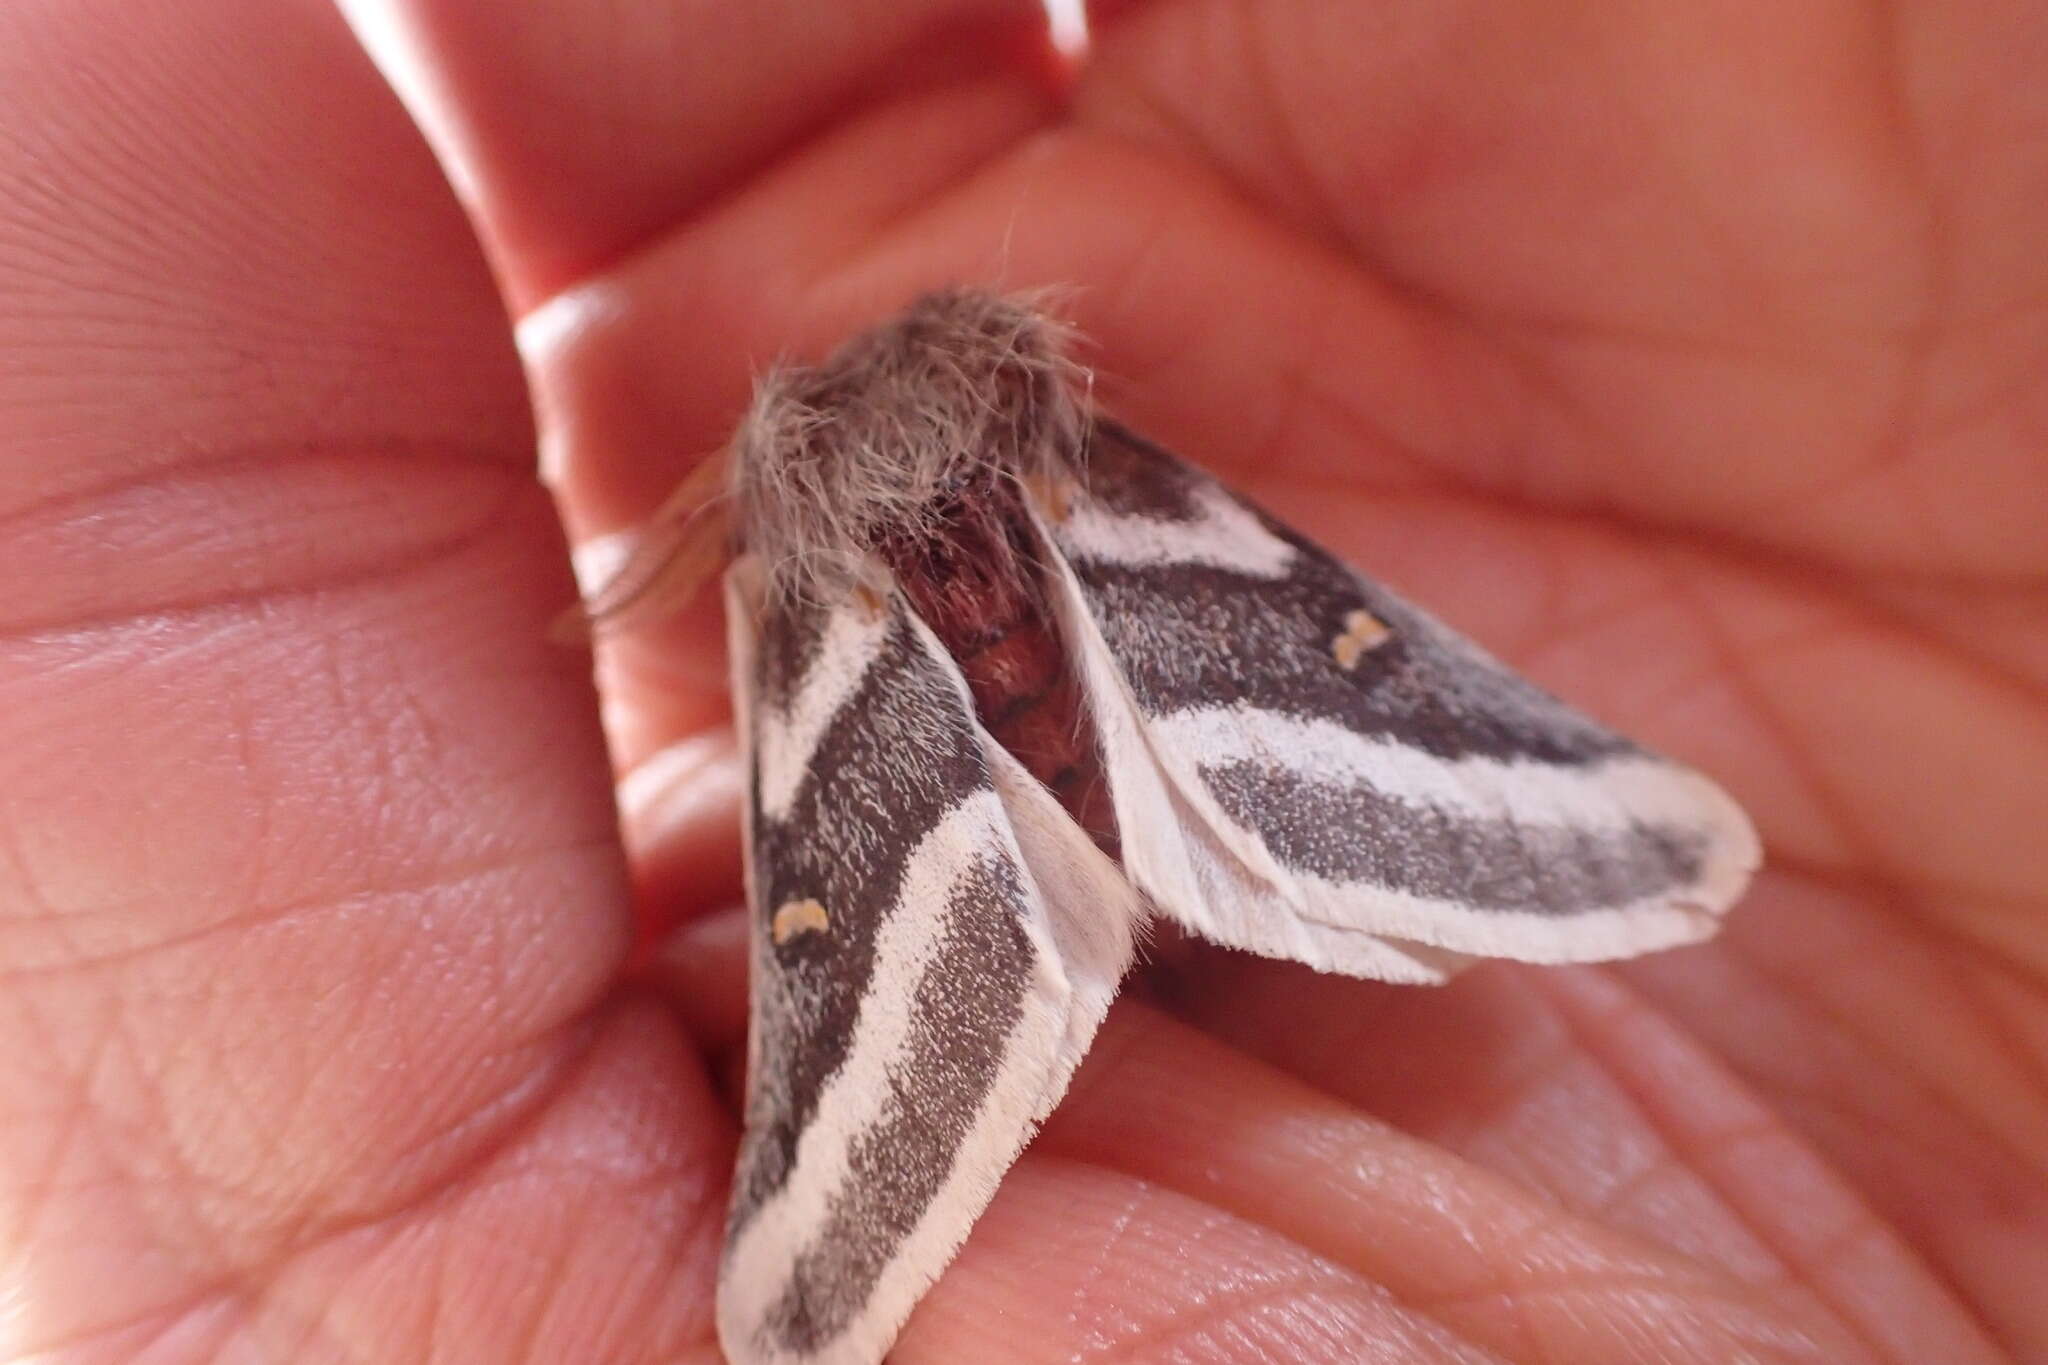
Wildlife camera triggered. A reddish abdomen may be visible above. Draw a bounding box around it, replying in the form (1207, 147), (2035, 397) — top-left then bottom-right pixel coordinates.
(881, 493), (1115, 850)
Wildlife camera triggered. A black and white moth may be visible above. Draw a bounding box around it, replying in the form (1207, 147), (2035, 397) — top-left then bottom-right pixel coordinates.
(615, 291), (1759, 1365)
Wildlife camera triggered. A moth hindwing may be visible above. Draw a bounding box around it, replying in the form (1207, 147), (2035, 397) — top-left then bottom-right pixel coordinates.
(694, 290), (1759, 1365)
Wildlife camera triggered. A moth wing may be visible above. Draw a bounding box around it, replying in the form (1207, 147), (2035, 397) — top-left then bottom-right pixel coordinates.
(1036, 423), (1758, 975)
(718, 558), (1136, 1365)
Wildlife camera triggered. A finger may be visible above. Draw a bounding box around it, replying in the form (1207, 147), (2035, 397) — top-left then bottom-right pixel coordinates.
(1044, 1004), (1874, 1363)
(901, 1158), (1499, 1364)
(616, 730), (747, 942)
(344, 0), (1057, 303)
(1161, 951), (2005, 1365)
(645, 904), (751, 1064)
(525, 73), (1073, 774)
(1075, 0), (2048, 578)
(1616, 876), (2048, 1362)
(526, 99), (1492, 774)
(525, 73), (1065, 544)
(0, 0), (726, 1356)
(1070, 0), (1871, 497)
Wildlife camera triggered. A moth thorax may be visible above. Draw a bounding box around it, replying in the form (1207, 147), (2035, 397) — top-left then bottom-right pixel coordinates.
(731, 289), (1089, 605)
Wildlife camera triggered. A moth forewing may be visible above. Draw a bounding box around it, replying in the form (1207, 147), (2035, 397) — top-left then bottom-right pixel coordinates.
(973, 727), (1141, 1088)
(1024, 500), (1461, 984)
(1037, 419), (1760, 966)
(717, 546), (1132, 1365)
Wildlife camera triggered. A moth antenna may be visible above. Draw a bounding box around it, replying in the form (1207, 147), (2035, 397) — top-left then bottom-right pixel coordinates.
(551, 451), (734, 643)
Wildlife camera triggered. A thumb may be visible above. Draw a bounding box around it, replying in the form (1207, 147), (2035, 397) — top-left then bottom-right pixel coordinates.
(0, 0), (728, 1357)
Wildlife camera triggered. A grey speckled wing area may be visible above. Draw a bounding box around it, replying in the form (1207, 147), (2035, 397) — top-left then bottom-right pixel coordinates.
(1041, 422), (1758, 969)
(717, 561), (1131, 1365)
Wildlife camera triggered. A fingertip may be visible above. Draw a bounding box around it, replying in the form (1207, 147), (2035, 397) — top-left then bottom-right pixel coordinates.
(350, 0), (1064, 303)
(618, 732), (748, 947)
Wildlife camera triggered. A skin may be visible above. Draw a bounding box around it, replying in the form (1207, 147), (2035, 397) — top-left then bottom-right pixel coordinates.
(2, 0), (2044, 1360)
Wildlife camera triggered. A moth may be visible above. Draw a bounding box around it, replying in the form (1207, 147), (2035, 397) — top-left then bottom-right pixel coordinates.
(605, 291), (1759, 1365)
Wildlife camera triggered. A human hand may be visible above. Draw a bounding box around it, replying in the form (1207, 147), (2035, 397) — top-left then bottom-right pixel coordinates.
(3, 1), (2042, 1361)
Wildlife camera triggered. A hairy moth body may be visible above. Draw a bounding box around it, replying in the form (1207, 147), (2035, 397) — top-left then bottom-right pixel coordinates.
(623, 291), (1760, 1365)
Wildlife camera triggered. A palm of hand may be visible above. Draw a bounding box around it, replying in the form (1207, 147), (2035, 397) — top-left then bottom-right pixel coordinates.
(3, 2), (2042, 1362)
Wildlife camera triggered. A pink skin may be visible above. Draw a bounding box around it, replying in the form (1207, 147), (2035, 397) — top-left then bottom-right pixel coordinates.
(3, 0), (2045, 1361)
